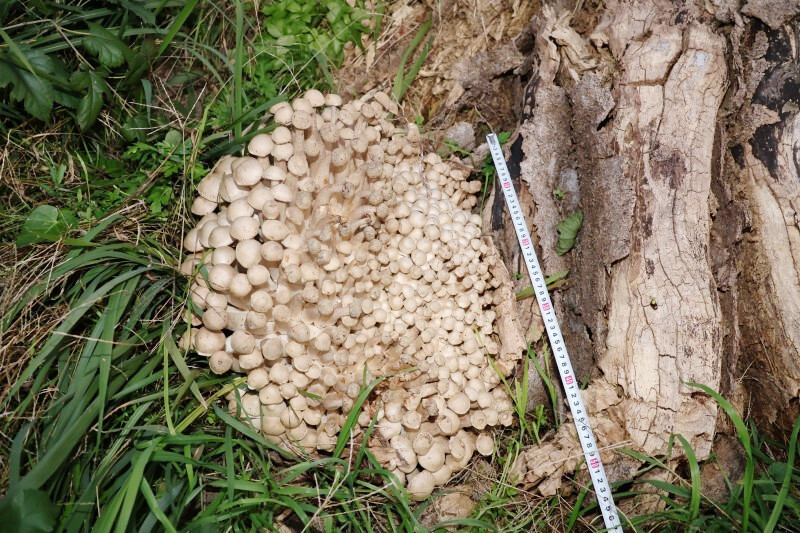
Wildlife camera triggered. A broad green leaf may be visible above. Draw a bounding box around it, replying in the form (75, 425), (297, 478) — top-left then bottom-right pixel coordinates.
(16, 205), (77, 247)
(0, 488), (58, 533)
(0, 56), (19, 89)
(23, 44), (64, 79)
(123, 39), (157, 88)
(11, 69), (53, 120)
(117, 0), (156, 24)
(83, 22), (130, 68)
(556, 210), (584, 255)
(0, 41), (67, 120)
(76, 71), (107, 131)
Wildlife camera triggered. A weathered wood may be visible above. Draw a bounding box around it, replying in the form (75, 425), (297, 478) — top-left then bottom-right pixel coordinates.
(485, 0), (800, 492)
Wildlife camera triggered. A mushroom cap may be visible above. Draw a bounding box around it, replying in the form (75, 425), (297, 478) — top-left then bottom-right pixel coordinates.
(197, 173), (223, 201)
(235, 239), (262, 268)
(248, 367), (269, 390)
(261, 337), (284, 361)
(209, 350), (233, 374)
(272, 126), (292, 144)
(208, 226), (234, 248)
(417, 441), (446, 471)
(447, 392), (471, 415)
(248, 134), (274, 157)
(261, 220), (290, 242)
(202, 307), (227, 331)
(230, 216), (260, 241)
(183, 228), (203, 252)
(230, 330), (255, 354)
(475, 434), (494, 456)
(262, 416), (286, 436)
(246, 264), (270, 286)
(191, 196), (218, 216)
(233, 157), (263, 186)
(304, 89), (325, 107)
(264, 166), (286, 182)
(194, 328), (226, 355)
(406, 470), (435, 501)
(324, 93), (343, 106)
(274, 105), (293, 125)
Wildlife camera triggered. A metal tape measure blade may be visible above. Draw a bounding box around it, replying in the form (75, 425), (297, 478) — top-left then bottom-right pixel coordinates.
(487, 133), (622, 532)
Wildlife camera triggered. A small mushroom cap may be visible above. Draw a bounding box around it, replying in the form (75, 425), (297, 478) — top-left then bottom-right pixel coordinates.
(413, 432), (434, 455)
(264, 166), (286, 182)
(233, 157), (263, 186)
(191, 196), (217, 216)
(324, 93), (342, 106)
(202, 307), (227, 331)
(273, 105), (293, 125)
(247, 264), (270, 286)
(261, 220), (290, 241)
(272, 143), (293, 161)
(251, 290), (274, 313)
(208, 225), (234, 248)
(304, 89), (325, 107)
(406, 470), (436, 501)
(248, 134), (274, 157)
(262, 416), (286, 436)
(209, 351), (233, 374)
(212, 246), (236, 265)
(291, 110), (313, 130)
(230, 330), (256, 354)
(248, 367), (269, 390)
(183, 228), (203, 252)
(436, 408), (461, 436)
(391, 435), (419, 474)
(261, 337), (284, 361)
(447, 392), (471, 415)
(235, 239), (262, 268)
(197, 173), (223, 201)
(417, 441), (446, 471)
(208, 264), (235, 291)
(272, 126), (292, 144)
(194, 327), (226, 355)
(238, 349), (263, 370)
(430, 462), (453, 486)
(475, 434), (494, 456)
(230, 216), (260, 241)
(261, 241), (284, 262)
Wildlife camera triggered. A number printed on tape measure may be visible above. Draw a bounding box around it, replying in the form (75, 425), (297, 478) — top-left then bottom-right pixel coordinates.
(487, 134), (623, 532)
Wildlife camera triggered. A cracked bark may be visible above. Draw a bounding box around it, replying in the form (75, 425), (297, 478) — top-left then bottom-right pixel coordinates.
(485, 0), (800, 494)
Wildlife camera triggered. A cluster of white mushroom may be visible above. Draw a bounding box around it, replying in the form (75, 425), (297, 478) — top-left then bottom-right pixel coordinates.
(181, 90), (521, 500)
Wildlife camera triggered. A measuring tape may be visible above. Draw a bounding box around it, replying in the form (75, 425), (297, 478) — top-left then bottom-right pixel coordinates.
(487, 134), (622, 532)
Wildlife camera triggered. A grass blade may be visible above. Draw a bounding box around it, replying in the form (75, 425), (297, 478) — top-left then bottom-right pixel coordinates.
(391, 17), (432, 102)
(764, 415), (800, 531)
(674, 434), (701, 522)
(138, 479), (178, 533)
(334, 374), (387, 458)
(156, 0), (200, 56)
(688, 382), (754, 531)
(113, 442), (158, 533)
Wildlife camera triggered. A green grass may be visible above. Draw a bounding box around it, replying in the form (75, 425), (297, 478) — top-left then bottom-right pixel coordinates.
(567, 383), (800, 532)
(0, 231), (495, 530)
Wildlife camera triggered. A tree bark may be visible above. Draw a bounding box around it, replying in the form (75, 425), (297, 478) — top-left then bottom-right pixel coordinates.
(486, 0), (800, 491)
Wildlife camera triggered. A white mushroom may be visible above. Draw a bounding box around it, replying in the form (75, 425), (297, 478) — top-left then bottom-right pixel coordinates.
(184, 91), (522, 496)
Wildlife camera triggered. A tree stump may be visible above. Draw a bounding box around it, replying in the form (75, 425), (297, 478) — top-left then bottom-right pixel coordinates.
(484, 0), (800, 491)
